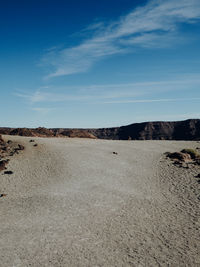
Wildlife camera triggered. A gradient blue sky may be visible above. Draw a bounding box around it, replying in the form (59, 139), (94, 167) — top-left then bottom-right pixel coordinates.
(0, 0), (200, 128)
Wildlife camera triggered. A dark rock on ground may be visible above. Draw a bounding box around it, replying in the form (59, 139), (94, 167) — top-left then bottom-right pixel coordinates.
(0, 160), (9, 171)
(4, 170), (13, 175)
(16, 144), (25, 151)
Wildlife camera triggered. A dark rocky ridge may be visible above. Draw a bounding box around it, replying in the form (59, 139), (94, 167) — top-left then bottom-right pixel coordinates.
(0, 119), (200, 140)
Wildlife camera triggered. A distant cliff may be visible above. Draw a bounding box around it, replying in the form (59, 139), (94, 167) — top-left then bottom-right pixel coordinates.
(0, 119), (200, 140)
(87, 119), (200, 140)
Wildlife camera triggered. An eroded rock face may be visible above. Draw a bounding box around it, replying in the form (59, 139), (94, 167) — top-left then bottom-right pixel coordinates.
(34, 127), (54, 137)
(117, 119), (200, 140)
(1, 127), (54, 137)
(59, 130), (97, 139)
(10, 128), (34, 137)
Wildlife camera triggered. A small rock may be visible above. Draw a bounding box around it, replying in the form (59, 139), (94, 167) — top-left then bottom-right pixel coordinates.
(0, 194), (7, 198)
(173, 160), (182, 165)
(195, 159), (200, 165)
(0, 159), (9, 171)
(29, 140), (35, 142)
(33, 144), (38, 147)
(13, 144), (24, 152)
(113, 152), (118, 155)
(4, 170), (13, 175)
(17, 144), (25, 150)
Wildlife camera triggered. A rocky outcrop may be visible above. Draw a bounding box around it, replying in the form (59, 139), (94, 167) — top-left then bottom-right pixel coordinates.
(59, 129), (96, 139)
(14, 127), (54, 137)
(166, 148), (200, 167)
(33, 127), (54, 137)
(9, 128), (35, 137)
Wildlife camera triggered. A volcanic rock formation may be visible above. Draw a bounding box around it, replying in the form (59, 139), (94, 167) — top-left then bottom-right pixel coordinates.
(0, 119), (200, 140)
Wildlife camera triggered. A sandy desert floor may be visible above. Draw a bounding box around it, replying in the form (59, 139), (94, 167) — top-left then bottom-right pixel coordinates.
(0, 136), (200, 267)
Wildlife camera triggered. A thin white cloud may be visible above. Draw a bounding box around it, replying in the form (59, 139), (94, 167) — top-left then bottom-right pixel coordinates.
(102, 97), (200, 104)
(131, 113), (200, 123)
(16, 75), (200, 103)
(42, 0), (200, 78)
(31, 107), (54, 114)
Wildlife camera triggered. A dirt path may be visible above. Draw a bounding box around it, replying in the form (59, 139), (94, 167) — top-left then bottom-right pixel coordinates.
(0, 136), (199, 266)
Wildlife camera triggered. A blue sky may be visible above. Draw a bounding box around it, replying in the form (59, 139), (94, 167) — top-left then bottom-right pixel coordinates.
(0, 0), (200, 128)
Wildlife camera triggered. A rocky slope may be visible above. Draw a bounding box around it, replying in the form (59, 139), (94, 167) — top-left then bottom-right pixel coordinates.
(0, 135), (24, 172)
(0, 119), (200, 140)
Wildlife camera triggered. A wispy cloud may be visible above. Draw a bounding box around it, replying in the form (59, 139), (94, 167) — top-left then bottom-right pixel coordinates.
(31, 107), (55, 114)
(103, 97), (200, 104)
(42, 0), (200, 78)
(131, 113), (200, 123)
(16, 75), (200, 104)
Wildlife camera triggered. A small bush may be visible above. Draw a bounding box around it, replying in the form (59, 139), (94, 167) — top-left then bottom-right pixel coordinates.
(181, 149), (200, 159)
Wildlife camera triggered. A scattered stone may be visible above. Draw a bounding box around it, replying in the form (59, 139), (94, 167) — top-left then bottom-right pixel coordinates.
(173, 160), (182, 165)
(18, 144), (25, 150)
(0, 160), (9, 171)
(29, 139), (35, 142)
(113, 152), (118, 155)
(0, 136), (24, 173)
(1, 146), (7, 151)
(182, 163), (190, 169)
(196, 158), (200, 165)
(13, 144), (25, 153)
(4, 170), (13, 175)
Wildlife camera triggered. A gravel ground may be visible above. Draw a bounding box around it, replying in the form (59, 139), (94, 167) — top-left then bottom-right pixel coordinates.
(0, 135), (199, 267)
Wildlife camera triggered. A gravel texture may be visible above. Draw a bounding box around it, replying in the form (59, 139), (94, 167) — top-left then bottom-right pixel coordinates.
(0, 135), (199, 267)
